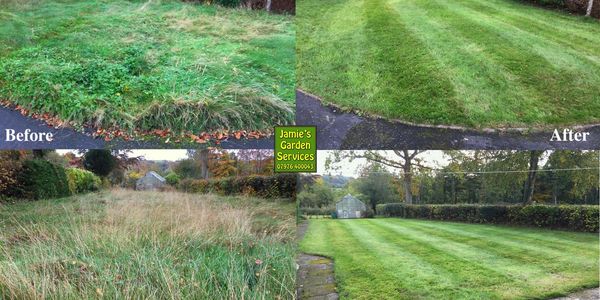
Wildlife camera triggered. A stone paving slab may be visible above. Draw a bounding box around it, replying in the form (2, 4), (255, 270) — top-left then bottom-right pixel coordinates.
(296, 253), (339, 300)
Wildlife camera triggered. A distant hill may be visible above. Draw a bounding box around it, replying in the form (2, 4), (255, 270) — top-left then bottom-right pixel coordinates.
(322, 175), (353, 188)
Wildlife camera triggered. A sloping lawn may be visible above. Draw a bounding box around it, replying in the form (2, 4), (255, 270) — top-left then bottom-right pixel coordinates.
(297, 0), (600, 129)
(0, 0), (294, 135)
(0, 189), (296, 299)
(300, 219), (599, 299)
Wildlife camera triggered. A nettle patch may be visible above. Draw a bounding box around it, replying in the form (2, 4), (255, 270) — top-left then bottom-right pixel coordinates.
(0, 0), (294, 141)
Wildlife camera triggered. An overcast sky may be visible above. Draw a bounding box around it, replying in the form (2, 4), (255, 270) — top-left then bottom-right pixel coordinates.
(57, 150), (189, 161)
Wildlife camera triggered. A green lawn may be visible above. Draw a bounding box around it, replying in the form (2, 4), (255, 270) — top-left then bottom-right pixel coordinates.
(0, 0), (294, 134)
(300, 219), (599, 299)
(297, 0), (600, 128)
(0, 189), (296, 299)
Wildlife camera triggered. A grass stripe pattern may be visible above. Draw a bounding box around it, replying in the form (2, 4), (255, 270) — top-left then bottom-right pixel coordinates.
(300, 219), (599, 299)
(297, 0), (600, 128)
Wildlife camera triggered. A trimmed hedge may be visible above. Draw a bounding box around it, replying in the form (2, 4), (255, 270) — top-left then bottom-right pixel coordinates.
(66, 168), (101, 194)
(15, 159), (71, 200)
(300, 207), (335, 216)
(178, 174), (296, 199)
(376, 203), (599, 232)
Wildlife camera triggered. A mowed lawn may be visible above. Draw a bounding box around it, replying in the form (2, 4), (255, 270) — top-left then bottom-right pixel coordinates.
(297, 0), (600, 128)
(0, 189), (296, 299)
(0, 0), (294, 134)
(300, 219), (600, 299)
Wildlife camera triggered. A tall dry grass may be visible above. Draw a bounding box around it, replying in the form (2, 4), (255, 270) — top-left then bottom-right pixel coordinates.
(0, 189), (295, 299)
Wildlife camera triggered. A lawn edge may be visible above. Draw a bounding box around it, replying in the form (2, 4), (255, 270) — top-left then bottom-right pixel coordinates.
(0, 100), (276, 145)
(296, 89), (600, 133)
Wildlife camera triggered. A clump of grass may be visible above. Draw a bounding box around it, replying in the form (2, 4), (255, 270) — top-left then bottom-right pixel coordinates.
(0, 0), (295, 134)
(0, 189), (296, 299)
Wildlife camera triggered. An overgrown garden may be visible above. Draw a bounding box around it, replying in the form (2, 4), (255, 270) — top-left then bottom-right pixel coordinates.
(0, 149), (297, 299)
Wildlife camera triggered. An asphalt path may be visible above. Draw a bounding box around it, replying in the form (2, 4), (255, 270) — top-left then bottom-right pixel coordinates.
(296, 90), (600, 150)
(0, 106), (273, 149)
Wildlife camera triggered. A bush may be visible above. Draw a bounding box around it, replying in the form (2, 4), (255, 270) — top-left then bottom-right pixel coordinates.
(165, 172), (181, 186)
(15, 159), (71, 200)
(66, 168), (101, 194)
(177, 174), (296, 198)
(0, 153), (23, 196)
(377, 203), (599, 232)
(300, 207), (335, 216)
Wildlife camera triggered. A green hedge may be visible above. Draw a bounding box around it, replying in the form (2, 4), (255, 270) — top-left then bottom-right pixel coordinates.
(376, 203), (599, 232)
(178, 174), (296, 199)
(300, 207), (335, 216)
(66, 168), (101, 194)
(15, 159), (71, 200)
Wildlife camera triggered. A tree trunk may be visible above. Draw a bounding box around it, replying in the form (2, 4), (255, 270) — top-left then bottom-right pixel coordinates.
(586, 0), (594, 17)
(522, 151), (542, 205)
(199, 149), (209, 179)
(403, 166), (413, 204)
(266, 0), (272, 12)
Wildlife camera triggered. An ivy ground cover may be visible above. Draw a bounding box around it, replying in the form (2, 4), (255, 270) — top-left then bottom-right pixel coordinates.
(300, 219), (599, 299)
(0, 0), (294, 135)
(297, 0), (600, 129)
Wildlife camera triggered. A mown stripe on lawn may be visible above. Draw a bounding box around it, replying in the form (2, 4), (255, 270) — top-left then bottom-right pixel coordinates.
(297, 0), (373, 106)
(325, 220), (410, 299)
(410, 219), (599, 251)
(425, 0), (600, 124)
(345, 220), (502, 299)
(384, 219), (596, 277)
(360, 0), (465, 125)
(458, 0), (600, 58)
(471, 0), (600, 42)
(388, 0), (536, 126)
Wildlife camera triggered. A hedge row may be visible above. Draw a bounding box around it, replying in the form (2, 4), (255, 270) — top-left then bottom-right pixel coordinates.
(3, 159), (103, 200)
(300, 207), (335, 216)
(66, 168), (102, 194)
(15, 159), (71, 200)
(178, 174), (296, 199)
(376, 203), (599, 232)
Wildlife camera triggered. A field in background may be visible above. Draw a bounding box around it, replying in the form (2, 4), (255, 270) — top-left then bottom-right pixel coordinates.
(297, 0), (600, 128)
(301, 219), (599, 299)
(0, 189), (296, 299)
(0, 0), (294, 134)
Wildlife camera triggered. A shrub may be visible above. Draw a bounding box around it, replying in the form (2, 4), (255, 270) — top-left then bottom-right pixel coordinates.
(165, 172), (181, 186)
(66, 168), (101, 194)
(300, 207), (335, 216)
(377, 203), (599, 232)
(177, 174), (297, 198)
(15, 159), (71, 200)
(0, 154), (23, 196)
